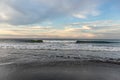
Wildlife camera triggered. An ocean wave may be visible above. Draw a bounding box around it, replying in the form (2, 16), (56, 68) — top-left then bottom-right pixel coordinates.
(76, 40), (118, 43)
(25, 40), (120, 43)
(0, 43), (120, 51)
(0, 39), (119, 43)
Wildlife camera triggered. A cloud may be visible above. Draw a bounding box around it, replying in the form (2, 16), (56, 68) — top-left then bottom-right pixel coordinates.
(0, 23), (97, 38)
(0, 0), (101, 25)
(68, 20), (117, 26)
(0, 20), (120, 39)
(73, 1), (101, 19)
(64, 20), (120, 38)
(73, 14), (87, 19)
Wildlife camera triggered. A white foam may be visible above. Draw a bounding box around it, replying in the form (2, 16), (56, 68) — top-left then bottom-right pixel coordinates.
(0, 42), (120, 51)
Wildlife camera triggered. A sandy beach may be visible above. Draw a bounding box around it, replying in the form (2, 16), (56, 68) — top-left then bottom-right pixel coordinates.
(0, 61), (120, 80)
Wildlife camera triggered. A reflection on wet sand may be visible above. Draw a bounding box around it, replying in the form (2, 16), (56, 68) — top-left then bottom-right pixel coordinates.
(0, 61), (120, 80)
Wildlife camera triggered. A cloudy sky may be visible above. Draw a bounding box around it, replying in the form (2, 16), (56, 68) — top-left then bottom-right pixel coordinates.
(0, 0), (120, 39)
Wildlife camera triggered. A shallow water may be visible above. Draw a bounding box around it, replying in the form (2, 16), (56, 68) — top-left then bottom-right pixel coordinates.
(0, 49), (119, 80)
(0, 49), (120, 65)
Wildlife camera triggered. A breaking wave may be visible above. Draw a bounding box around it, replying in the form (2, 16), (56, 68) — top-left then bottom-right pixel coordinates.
(0, 43), (120, 52)
(0, 39), (119, 51)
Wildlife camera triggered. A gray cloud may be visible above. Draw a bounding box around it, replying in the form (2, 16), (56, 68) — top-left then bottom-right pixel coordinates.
(0, 0), (101, 25)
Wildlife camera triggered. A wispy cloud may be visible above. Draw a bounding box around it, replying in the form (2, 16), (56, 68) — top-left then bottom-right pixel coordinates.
(0, 0), (120, 39)
(0, 20), (120, 39)
(65, 20), (120, 38)
(0, 0), (102, 25)
(0, 23), (96, 38)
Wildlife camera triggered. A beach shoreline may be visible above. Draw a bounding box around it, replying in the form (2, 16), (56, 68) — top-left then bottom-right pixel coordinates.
(0, 60), (120, 80)
(0, 48), (120, 80)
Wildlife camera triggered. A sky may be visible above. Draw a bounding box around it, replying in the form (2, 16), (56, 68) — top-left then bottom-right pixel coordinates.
(0, 0), (120, 39)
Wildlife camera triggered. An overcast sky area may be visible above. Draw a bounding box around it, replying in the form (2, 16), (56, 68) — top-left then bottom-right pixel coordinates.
(0, 0), (120, 39)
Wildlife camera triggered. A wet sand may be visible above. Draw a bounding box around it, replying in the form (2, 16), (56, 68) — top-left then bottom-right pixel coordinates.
(0, 61), (120, 80)
(0, 49), (120, 80)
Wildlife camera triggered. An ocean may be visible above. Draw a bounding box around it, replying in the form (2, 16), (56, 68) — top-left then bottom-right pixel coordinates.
(0, 39), (120, 51)
(0, 39), (120, 80)
(0, 39), (120, 64)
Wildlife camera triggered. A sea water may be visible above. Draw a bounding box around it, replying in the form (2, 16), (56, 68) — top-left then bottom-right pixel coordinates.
(0, 39), (120, 51)
(0, 39), (120, 64)
(0, 39), (120, 80)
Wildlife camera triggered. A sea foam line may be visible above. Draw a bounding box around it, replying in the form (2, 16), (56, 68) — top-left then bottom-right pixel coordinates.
(0, 43), (120, 51)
